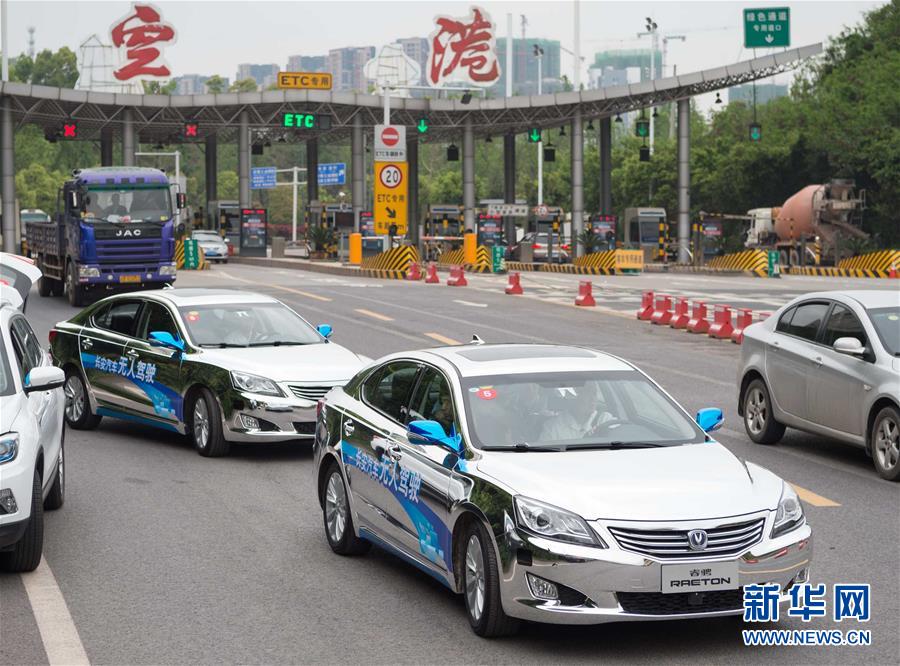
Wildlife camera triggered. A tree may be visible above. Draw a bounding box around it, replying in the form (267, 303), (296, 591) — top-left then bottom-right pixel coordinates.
(12, 47), (78, 87)
(205, 75), (226, 93)
(15, 163), (67, 213)
(217, 171), (238, 200)
(142, 80), (177, 94)
(229, 78), (258, 92)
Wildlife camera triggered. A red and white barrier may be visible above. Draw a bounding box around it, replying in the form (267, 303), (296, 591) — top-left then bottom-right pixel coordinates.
(730, 308), (754, 344)
(424, 262), (440, 284)
(447, 265), (468, 287)
(505, 272), (523, 295)
(575, 281), (596, 307)
(687, 301), (710, 334)
(637, 291), (655, 320)
(650, 295), (673, 325)
(708, 305), (734, 339)
(669, 297), (691, 329)
(405, 262), (422, 281)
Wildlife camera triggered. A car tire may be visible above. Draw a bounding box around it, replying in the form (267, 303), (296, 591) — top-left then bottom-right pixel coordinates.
(189, 388), (229, 457)
(871, 405), (900, 481)
(321, 464), (370, 556)
(43, 431), (65, 510)
(743, 378), (785, 445)
(64, 369), (101, 430)
(65, 261), (86, 307)
(0, 468), (44, 573)
(462, 519), (520, 638)
(37, 256), (53, 297)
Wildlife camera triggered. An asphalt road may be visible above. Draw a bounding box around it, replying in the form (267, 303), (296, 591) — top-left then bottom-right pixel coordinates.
(2, 264), (898, 665)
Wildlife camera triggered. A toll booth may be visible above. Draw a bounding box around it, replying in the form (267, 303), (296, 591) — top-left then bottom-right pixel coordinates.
(699, 218), (724, 261)
(424, 204), (463, 262)
(528, 206), (568, 264)
(359, 211), (382, 256)
(532, 206), (566, 236)
(589, 213), (618, 251)
(476, 212), (504, 247)
(623, 207), (668, 262)
(208, 200), (240, 245)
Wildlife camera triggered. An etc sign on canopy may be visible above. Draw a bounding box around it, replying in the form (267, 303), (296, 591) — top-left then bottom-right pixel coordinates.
(427, 6), (501, 88)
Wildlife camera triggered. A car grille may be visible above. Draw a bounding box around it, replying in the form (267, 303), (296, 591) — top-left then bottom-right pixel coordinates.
(607, 517), (765, 559)
(618, 589), (744, 615)
(287, 384), (335, 401)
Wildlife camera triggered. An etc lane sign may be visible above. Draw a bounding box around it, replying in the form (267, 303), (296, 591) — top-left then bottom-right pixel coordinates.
(250, 166), (276, 189)
(374, 162), (408, 235)
(374, 124), (406, 162)
(487, 203), (529, 217)
(277, 71), (333, 90)
(744, 7), (790, 48)
(318, 163), (346, 186)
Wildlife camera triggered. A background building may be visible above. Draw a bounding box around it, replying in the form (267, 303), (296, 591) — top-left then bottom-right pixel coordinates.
(394, 37), (429, 85)
(588, 48), (662, 89)
(286, 55), (327, 72)
(328, 46), (375, 92)
(492, 38), (561, 96)
(728, 82), (789, 105)
(173, 74), (209, 95)
(235, 63), (280, 88)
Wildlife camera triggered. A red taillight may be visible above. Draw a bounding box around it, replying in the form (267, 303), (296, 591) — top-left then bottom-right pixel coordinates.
(532, 244), (541, 249)
(561, 244), (570, 250)
(48, 330), (57, 344)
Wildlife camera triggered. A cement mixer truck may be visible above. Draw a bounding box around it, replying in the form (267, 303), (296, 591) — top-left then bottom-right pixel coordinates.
(744, 179), (866, 266)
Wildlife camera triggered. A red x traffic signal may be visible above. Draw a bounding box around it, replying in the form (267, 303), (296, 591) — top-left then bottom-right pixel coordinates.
(62, 122), (77, 139)
(183, 122), (199, 138)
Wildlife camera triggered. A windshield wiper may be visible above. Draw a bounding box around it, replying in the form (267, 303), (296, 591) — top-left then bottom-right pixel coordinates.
(247, 341), (308, 347)
(565, 441), (668, 451)
(483, 442), (563, 452)
(200, 343), (249, 348)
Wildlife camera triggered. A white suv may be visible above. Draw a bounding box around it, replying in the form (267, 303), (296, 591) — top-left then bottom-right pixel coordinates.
(0, 254), (66, 572)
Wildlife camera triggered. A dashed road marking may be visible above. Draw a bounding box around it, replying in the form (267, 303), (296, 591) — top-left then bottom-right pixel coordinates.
(21, 557), (90, 666)
(453, 299), (487, 308)
(216, 271), (332, 301)
(354, 308), (394, 321)
(789, 483), (841, 507)
(424, 332), (462, 346)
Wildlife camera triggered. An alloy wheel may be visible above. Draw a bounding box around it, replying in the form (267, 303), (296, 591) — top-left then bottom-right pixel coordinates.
(746, 387), (767, 435)
(64, 375), (84, 422)
(324, 473), (347, 543)
(465, 535), (486, 622)
(193, 398), (210, 449)
(874, 415), (899, 471)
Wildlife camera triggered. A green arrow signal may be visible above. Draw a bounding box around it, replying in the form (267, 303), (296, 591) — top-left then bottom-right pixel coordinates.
(417, 119), (428, 133)
(529, 129), (541, 142)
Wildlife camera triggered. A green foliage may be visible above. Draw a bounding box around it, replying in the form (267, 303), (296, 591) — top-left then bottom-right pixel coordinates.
(143, 80), (177, 95)
(229, 78), (258, 92)
(15, 163), (67, 214)
(205, 75), (227, 93)
(306, 223), (335, 251)
(216, 171), (239, 200)
(11, 47), (78, 87)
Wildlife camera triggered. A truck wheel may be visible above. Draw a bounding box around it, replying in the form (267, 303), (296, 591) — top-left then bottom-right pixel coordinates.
(37, 257), (53, 297)
(66, 262), (86, 307)
(0, 468), (44, 573)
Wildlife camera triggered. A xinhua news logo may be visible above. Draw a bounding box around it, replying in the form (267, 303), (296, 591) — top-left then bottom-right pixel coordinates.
(741, 583), (872, 647)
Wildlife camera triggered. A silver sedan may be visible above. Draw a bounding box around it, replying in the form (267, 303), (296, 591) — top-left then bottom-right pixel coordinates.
(314, 343), (812, 636)
(738, 290), (900, 480)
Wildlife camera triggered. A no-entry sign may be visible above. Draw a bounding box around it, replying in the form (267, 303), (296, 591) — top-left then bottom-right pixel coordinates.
(374, 124), (406, 161)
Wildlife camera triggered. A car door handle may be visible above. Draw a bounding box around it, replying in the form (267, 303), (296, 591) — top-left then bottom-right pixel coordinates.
(343, 420), (355, 437)
(126, 349), (140, 358)
(81, 339), (93, 350)
(813, 356), (823, 366)
(386, 444), (402, 462)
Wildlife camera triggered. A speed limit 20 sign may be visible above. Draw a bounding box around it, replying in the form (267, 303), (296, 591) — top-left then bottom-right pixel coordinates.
(374, 161), (408, 235)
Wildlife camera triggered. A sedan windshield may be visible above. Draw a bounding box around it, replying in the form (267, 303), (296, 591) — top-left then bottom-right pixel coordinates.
(461, 371), (704, 450)
(84, 187), (172, 223)
(193, 232), (223, 242)
(868, 307), (900, 355)
(178, 302), (323, 348)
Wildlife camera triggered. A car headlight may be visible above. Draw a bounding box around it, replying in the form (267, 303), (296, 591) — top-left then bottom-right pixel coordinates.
(78, 265), (100, 277)
(514, 496), (605, 547)
(159, 263), (177, 275)
(230, 371), (284, 397)
(771, 482), (805, 538)
(0, 433), (19, 464)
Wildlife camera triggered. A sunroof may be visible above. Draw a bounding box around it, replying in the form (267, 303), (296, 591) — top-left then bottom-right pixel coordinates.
(454, 346), (596, 362)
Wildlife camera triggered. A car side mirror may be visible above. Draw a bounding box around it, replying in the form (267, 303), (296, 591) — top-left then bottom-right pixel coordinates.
(317, 324), (333, 339)
(24, 366), (65, 393)
(176, 192), (187, 210)
(833, 337), (865, 356)
(69, 190), (83, 212)
(149, 330), (185, 352)
(407, 419), (463, 454)
(696, 407), (724, 433)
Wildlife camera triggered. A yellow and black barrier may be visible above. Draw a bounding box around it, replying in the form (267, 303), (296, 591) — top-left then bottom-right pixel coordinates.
(786, 249), (900, 278)
(359, 245), (419, 279)
(175, 240), (209, 270)
(437, 245), (492, 272)
(707, 249), (768, 277)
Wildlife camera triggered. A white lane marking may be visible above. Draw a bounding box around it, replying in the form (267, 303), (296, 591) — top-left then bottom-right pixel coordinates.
(354, 308), (394, 321)
(453, 299), (487, 308)
(21, 557), (90, 666)
(217, 271), (332, 301)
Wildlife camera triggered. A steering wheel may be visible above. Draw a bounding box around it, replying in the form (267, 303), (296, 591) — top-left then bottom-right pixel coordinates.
(586, 418), (626, 437)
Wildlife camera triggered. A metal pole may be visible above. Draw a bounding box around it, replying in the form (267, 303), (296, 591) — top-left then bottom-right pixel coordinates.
(649, 28), (657, 154)
(599, 117), (612, 214)
(122, 108), (135, 166)
(1, 0), (8, 83)
(676, 98), (691, 264)
(100, 129), (114, 166)
(573, 0), (581, 90)
(238, 110), (250, 209)
(407, 135), (419, 247)
(383, 86), (390, 125)
(571, 109), (584, 257)
(503, 132), (516, 245)
(306, 138), (319, 204)
(462, 117), (475, 232)
(292, 166), (298, 242)
(205, 134), (217, 226)
(351, 115), (363, 233)
(0, 96), (15, 252)
(506, 13), (513, 96)
(537, 56), (543, 205)
(175, 149), (181, 228)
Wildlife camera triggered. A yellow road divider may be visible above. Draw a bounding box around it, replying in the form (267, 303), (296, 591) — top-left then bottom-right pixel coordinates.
(789, 483), (841, 507)
(354, 308), (394, 321)
(424, 332), (462, 346)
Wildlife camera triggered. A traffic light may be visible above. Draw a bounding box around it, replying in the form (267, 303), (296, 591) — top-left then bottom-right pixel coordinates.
(447, 144), (459, 161)
(635, 118), (650, 138)
(528, 128), (542, 143)
(639, 146), (651, 162)
(543, 146), (556, 162)
(62, 120), (78, 139)
(749, 123), (762, 142)
(183, 121), (199, 138)
(416, 118), (429, 134)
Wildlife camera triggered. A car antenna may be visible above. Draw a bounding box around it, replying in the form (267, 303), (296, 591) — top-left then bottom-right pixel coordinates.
(470, 334), (485, 345)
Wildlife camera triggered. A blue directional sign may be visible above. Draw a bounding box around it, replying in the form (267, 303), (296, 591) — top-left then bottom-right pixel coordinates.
(318, 162), (347, 186)
(250, 166), (277, 189)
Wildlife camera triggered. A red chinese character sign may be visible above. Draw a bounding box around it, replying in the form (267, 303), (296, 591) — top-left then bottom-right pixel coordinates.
(110, 3), (176, 82)
(427, 6), (501, 88)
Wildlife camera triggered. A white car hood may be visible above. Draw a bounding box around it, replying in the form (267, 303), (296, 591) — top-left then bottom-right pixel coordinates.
(475, 442), (783, 521)
(0, 393), (25, 431)
(197, 342), (366, 383)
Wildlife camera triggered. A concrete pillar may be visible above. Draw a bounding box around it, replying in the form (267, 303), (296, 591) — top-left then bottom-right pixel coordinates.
(1, 97), (15, 253)
(351, 115), (364, 233)
(462, 118), (475, 232)
(407, 135), (419, 245)
(122, 108), (135, 166)
(204, 134), (217, 222)
(503, 132), (516, 245)
(598, 116), (612, 215)
(306, 138), (319, 205)
(676, 98), (691, 264)
(100, 129), (114, 166)
(571, 110), (584, 257)
(238, 110), (250, 209)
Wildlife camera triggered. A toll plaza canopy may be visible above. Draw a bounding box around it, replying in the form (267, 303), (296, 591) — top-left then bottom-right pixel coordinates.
(0, 43), (821, 257)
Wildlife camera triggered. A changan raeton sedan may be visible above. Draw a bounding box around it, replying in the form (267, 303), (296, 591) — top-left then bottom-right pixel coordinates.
(313, 344), (813, 636)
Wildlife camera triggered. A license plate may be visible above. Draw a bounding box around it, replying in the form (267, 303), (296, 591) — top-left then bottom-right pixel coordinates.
(119, 275), (141, 283)
(661, 561), (739, 594)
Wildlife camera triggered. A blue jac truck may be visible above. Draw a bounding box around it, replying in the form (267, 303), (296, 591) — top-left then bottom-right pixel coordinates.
(26, 167), (183, 306)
